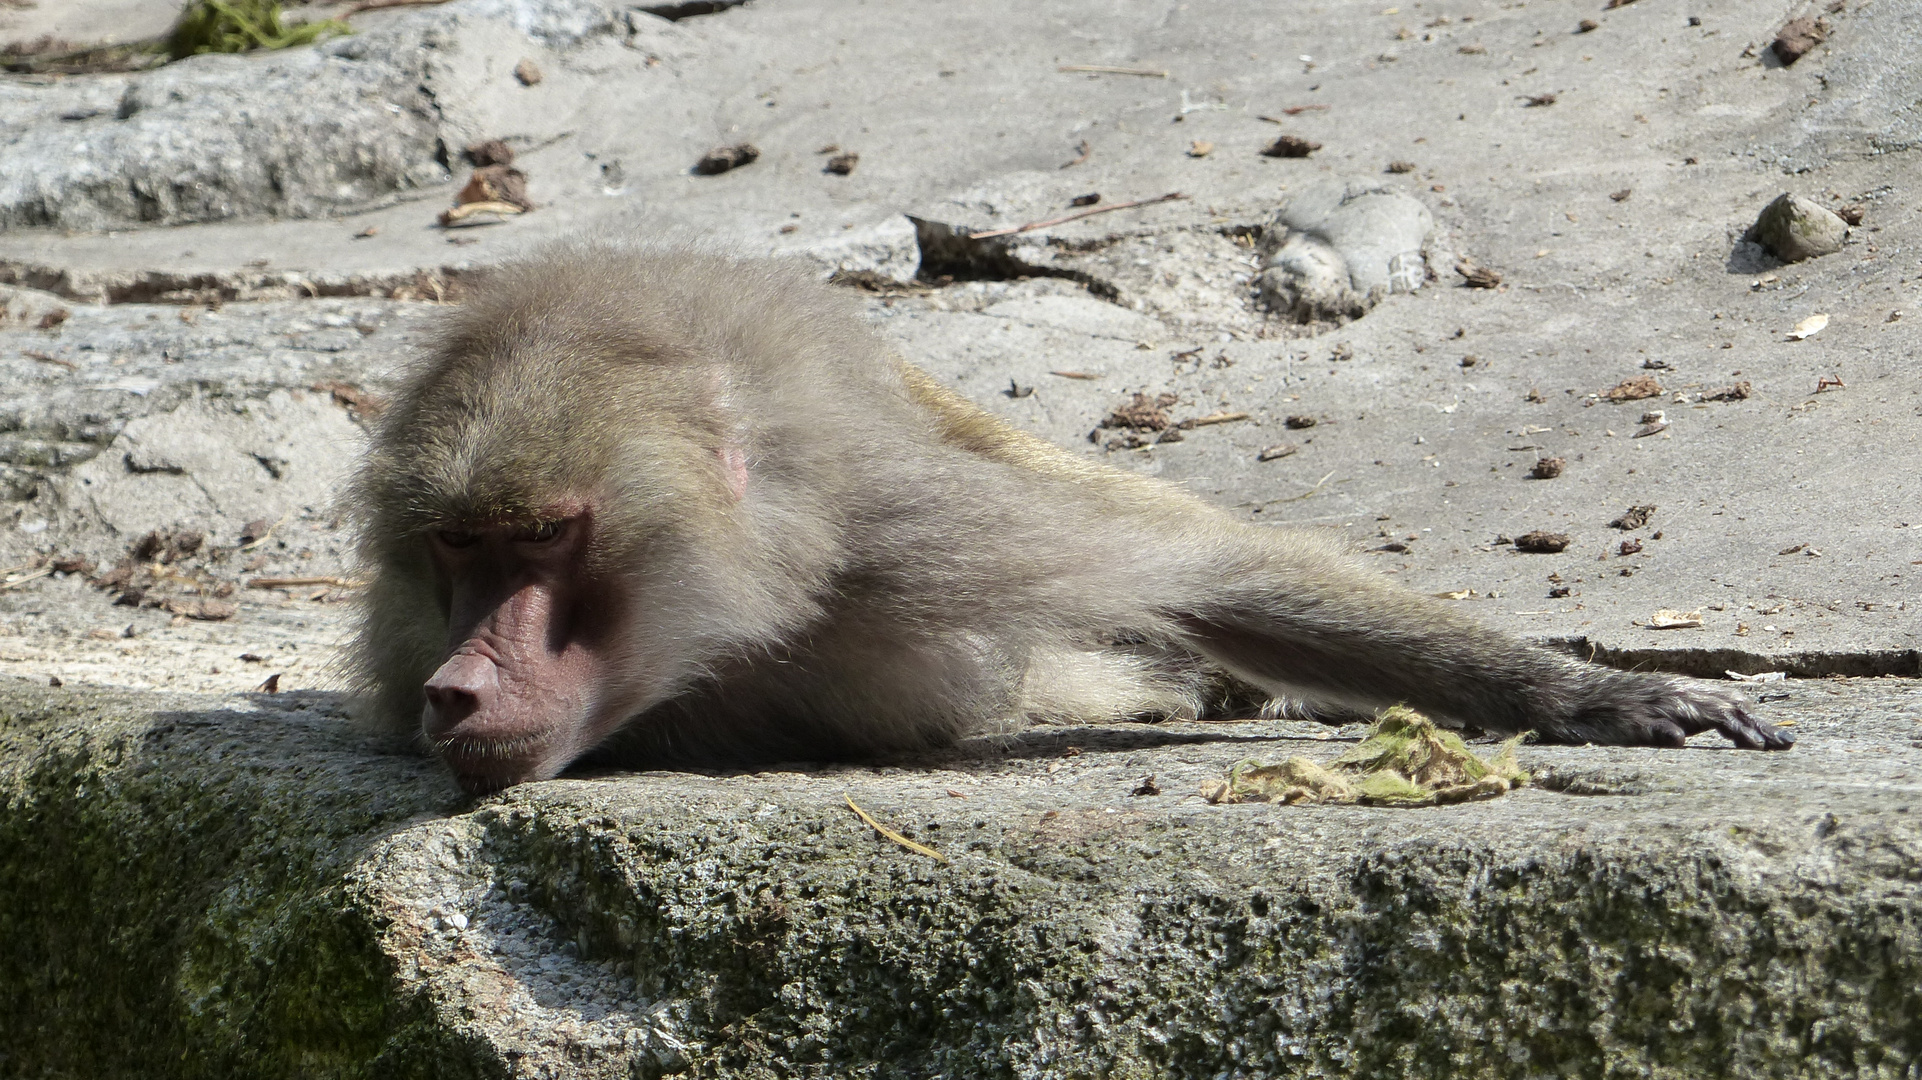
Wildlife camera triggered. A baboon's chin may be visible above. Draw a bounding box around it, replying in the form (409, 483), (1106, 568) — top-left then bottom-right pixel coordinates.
(432, 732), (570, 795)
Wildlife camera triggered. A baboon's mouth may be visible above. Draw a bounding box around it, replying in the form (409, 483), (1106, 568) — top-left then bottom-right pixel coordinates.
(435, 734), (560, 794)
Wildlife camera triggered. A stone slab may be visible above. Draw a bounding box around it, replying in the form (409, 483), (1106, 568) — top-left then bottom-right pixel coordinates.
(0, 8), (1920, 1072)
(1, 0), (1916, 689)
(3, 676), (1918, 1077)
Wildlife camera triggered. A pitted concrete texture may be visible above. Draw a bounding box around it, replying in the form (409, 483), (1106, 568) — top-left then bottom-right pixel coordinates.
(2, 676), (1917, 1078)
(1, 0), (1916, 692)
(0, 0), (178, 52)
(2, 4), (1920, 1073)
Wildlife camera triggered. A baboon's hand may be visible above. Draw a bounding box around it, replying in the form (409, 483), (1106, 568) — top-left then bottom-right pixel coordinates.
(1551, 674), (1794, 750)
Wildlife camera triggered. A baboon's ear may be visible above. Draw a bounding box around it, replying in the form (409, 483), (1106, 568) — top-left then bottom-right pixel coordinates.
(719, 443), (749, 501)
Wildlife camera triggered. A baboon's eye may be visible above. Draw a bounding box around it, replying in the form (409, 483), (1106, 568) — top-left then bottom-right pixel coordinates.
(517, 520), (564, 543)
(435, 529), (480, 549)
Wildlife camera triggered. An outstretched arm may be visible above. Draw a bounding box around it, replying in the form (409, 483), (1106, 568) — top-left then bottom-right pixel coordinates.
(1176, 527), (1792, 750)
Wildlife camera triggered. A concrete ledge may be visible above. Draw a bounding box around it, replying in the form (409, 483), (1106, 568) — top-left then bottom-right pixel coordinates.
(3, 677), (1919, 1078)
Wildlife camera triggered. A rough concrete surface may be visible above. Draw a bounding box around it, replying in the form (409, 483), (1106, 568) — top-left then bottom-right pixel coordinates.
(1, 0), (1919, 1073)
(3, 676), (1920, 1078)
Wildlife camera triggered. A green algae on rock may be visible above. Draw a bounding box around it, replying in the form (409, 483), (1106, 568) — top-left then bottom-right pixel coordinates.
(166, 0), (351, 61)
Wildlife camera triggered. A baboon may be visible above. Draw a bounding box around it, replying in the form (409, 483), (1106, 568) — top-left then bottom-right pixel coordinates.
(349, 244), (1791, 794)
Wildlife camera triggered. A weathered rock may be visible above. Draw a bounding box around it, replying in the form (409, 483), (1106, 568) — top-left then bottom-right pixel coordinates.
(0, 40), (445, 230)
(1750, 193), (1849, 263)
(1256, 179), (1435, 322)
(1771, 16), (1829, 66)
(4, 677), (1919, 1077)
(1777, 0), (1922, 167)
(1, 0), (1921, 1066)
(61, 392), (366, 554)
(0, 295), (414, 569)
(0, 0), (621, 230)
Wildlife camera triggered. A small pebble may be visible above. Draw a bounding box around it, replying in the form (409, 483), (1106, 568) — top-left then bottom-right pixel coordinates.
(694, 143), (760, 175)
(1751, 193), (1847, 262)
(1515, 531), (1572, 553)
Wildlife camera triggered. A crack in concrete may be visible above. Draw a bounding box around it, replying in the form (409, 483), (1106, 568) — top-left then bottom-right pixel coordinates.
(1548, 636), (1922, 679)
(0, 260), (468, 306)
(907, 217), (1121, 301)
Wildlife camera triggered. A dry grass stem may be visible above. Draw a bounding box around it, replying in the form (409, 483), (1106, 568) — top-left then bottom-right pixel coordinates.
(845, 796), (947, 862)
(968, 192), (1186, 240)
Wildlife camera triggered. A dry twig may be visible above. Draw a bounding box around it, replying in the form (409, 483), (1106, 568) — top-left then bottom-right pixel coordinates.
(439, 200), (524, 225)
(246, 576), (366, 589)
(1257, 105), (1329, 121)
(239, 512), (291, 551)
(2, 567), (54, 590)
(342, 0), (455, 14)
(1244, 471), (1337, 508)
(1058, 64), (1168, 77)
(969, 192), (1186, 240)
(845, 796), (947, 863)
(1181, 411), (1251, 427)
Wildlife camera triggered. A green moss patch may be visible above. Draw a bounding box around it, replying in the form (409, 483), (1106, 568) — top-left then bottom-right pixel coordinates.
(166, 0), (351, 61)
(2, 0), (350, 74)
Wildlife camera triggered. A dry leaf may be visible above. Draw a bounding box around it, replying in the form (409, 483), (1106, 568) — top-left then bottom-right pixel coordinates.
(1644, 608), (1704, 629)
(163, 599), (237, 621)
(1457, 261), (1502, 288)
(439, 200), (524, 226)
(1786, 313), (1829, 340)
(694, 143), (761, 175)
(1771, 15), (1828, 65)
(456, 164), (533, 210)
(1101, 392), (1179, 431)
(1201, 707), (1527, 808)
(1514, 531), (1571, 553)
(1603, 375), (1664, 402)
(1261, 135), (1321, 158)
(1611, 505), (1656, 530)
